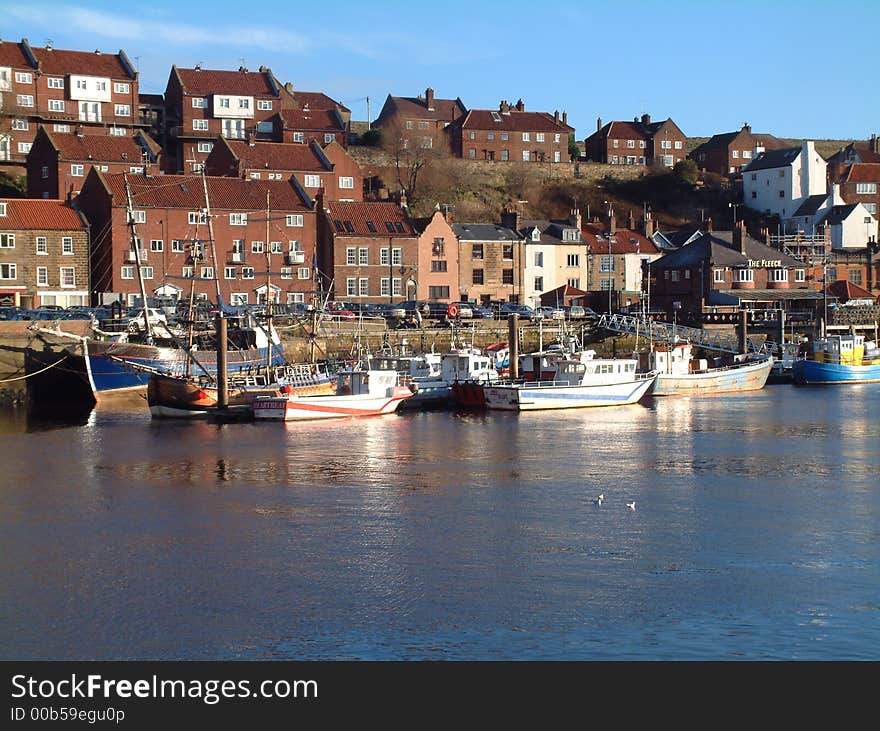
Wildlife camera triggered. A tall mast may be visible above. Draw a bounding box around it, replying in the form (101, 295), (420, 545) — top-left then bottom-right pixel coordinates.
(123, 172), (152, 342)
(199, 167), (222, 308)
(265, 188), (273, 370)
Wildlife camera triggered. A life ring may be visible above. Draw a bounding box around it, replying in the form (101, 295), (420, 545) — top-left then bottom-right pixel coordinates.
(447, 303), (460, 319)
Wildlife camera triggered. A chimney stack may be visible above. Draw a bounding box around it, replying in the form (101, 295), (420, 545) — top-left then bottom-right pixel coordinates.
(500, 100), (510, 115)
(643, 210), (655, 238)
(871, 133), (879, 154)
(568, 207), (582, 230)
(733, 220), (746, 254)
(641, 113), (651, 125)
(515, 99), (524, 112)
(628, 210), (635, 231)
(597, 117), (603, 132)
(425, 87), (434, 111)
(562, 111), (567, 126)
(500, 204), (519, 233)
(554, 110), (559, 124)
(607, 206), (616, 235)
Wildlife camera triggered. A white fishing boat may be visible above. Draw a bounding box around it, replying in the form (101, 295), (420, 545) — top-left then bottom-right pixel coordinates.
(483, 353), (656, 411)
(252, 368), (413, 421)
(404, 346), (499, 408)
(640, 342), (772, 396)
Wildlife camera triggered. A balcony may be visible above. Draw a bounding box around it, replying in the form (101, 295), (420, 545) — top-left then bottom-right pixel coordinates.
(284, 252), (305, 265)
(126, 249), (148, 263)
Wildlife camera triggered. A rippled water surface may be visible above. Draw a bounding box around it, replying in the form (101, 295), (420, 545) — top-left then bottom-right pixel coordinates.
(1, 385), (879, 660)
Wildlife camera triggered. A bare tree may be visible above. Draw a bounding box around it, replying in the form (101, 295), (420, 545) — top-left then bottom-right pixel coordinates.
(381, 117), (449, 207)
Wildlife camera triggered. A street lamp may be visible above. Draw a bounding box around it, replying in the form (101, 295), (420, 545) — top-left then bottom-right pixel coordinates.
(729, 202), (741, 228)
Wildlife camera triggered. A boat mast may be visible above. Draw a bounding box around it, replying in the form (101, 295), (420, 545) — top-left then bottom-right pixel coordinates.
(199, 167), (222, 309)
(265, 188), (273, 370)
(123, 172), (153, 343)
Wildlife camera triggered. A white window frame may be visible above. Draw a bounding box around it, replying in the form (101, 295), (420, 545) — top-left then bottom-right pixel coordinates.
(522, 132), (531, 142)
(713, 268), (725, 283)
(150, 239), (163, 252)
(114, 104), (130, 116)
(324, 133), (335, 144)
(286, 214), (304, 227)
(257, 99), (273, 111)
(201, 266), (215, 280)
(346, 277), (357, 297)
(71, 164), (85, 177)
(795, 269), (805, 282)
(346, 247), (357, 265)
(193, 119), (209, 131)
(298, 267), (310, 280)
(36, 236), (48, 255)
(0, 263), (16, 280)
(304, 174), (321, 188)
(121, 265), (135, 280)
(114, 82), (130, 94)
(47, 77), (64, 89)
(197, 142), (213, 153)
(338, 177), (354, 190)
(292, 132), (305, 143)
(192, 97), (207, 108)
(48, 99), (65, 112)
(229, 213), (248, 226)
(0, 233), (15, 248)
(17, 94), (34, 107)
(12, 119), (28, 131)
(224, 266), (236, 280)
(241, 267), (254, 279)
(62, 237), (74, 255)
(188, 211), (207, 225)
(15, 72), (32, 84)
(37, 266), (48, 286)
(734, 268), (754, 283)
(536, 132), (545, 142)
(768, 268), (788, 283)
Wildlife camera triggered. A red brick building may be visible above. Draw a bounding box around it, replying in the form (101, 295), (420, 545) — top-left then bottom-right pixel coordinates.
(448, 100), (574, 162)
(271, 107), (347, 148)
(835, 163), (880, 219)
(163, 65), (294, 173)
(26, 127), (161, 200)
(204, 138), (363, 201)
(689, 124), (787, 176)
(374, 87), (466, 150)
(319, 200), (419, 302)
(0, 198), (90, 308)
(585, 114), (687, 167)
(0, 39), (142, 175)
(77, 171), (317, 306)
(410, 209), (459, 301)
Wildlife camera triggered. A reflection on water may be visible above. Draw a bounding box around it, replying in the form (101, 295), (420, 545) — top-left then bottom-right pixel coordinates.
(1, 385), (880, 660)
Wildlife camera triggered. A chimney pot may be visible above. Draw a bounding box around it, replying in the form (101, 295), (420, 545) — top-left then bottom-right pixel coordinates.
(597, 117), (602, 132)
(562, 111), (567, 126)
(641, 113), (650, 125)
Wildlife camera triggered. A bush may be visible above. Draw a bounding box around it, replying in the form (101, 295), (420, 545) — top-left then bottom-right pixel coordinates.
(360, 129), (382, 147)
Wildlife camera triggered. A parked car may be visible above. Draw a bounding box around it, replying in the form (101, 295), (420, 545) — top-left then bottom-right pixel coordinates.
(469, 303), (494, 319)
(446, 302), (474, 319)
(537, 306), (566, 321)
(125, 307), (168, 330)
(495, 303), (538, 321)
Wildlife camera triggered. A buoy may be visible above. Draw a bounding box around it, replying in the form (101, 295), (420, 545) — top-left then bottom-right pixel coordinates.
(447, 303), (460, 319)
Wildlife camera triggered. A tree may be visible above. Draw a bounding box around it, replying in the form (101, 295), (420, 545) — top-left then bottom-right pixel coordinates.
(673, 159), (699, 187)
(568, 134), (580, 162)
(360, 128), (381, 147)
(380, 117), (449, 207)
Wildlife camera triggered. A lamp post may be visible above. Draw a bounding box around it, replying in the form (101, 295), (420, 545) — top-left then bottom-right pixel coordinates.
(729, 201), (741, 228)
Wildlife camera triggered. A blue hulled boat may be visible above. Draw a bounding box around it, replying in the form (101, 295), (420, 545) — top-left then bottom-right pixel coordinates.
(792, 333), (880, 384)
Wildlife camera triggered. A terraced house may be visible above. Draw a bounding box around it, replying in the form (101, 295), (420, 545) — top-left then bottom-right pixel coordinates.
(0, 38), (142, 175)
(448, 100), (574, 162)
(584, 114), (686, 167)
(0, 198), (89, 308)
(78, 172), (317, 307)
(373, 87), (467, 150)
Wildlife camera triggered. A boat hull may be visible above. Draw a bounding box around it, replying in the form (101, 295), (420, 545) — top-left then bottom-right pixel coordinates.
(650, 357), (773, 396)
(253, 386), (413, 421)
(792, 359), (880, 385)
(483, 376), (655, 411)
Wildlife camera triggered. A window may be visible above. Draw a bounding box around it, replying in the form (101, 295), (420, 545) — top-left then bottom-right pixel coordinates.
(472, 243), (484, 260)
(168, 239), (183, 254)
(358, 278), (369, 296)
(392, 248), (402, 265)
(534, 276), (543, 291)
(468, 148), (476, 159)
(286, 214), (303, 227)
(109, 127), (126, 137)
(431, 260), (447, 272)
(358, 247), (369, 265)
(230, 293), (248, 305)
(121, 266), (135, 280)
(627, 139), (635, 149)
(12, 119), (28, 131)
(503, 244), (514, 260)
(734, 268), (754, 283)
(732, 150), (739, 159)
(287, 292), (305, 304)
(229, 213), (248, 225)
(188, 211), (207, 224)
(45, 77), (65, 90)
(426, 285), (448, 299)
(856, 183), (878, 194)
(17, 94), (34, 107)
(224, 266), (236, 279)
(501, 150), (509, 161)
(201, 266), (215, 279)
(0, 203), (6, 217)
(612, 139), (619, 148)
(600, 255), (614, 272)
(130, 210), (146, 223)
(257, 121), (273, 134)
(713, 268), (725, 283)
(346, 248), (357, 265)
(71, 164), (85, 177)
(671, 270), (680, 282)
(392, 278), (402, 296)
(768, 268), (788, 283)
(114, 104), (130, 116)
(865, 203), (878, 215)
(197, 142), (213, 153)
(292, 132), (305, 143)
(795, 269), (805, 283)
(37, 266), (48, 286)
(251, 241), (264, 254)
(779, 190), (785, 198)
(0, 233), (15, 248)
(48, 99), (65, 112)
(536, 133), (545, 143)
(567, 253), (580, 267)
(380, 248), (389, 265)
(242, 267), (255, 280)
(338, 176), (354, 190)
(751, 191), (757, 199)
(141, 266), (154, 280)
(257, 100), (273, 111)
(611, 155), (619, 164)
(0, 263), (16, 280)
(114, 82), (130, 94)
(674, 141), (682, 150)
(502, 269), (514, 285)
(487, 133), (495, 141)
(346, 277), (357, 297)
(36, 236), (47, 255)
(182, 266), (193, 278)
(742, 150), (752, 159)
(62, 237), (74, 254)
(18, 142), (32, 154)
(501, 133), (509, 141)
(555, 134), (561, 143)
(304, 174), (321, 188)
(298, 267), (310, 280)
(534, 251), (544, 267)
(269, 241), (283, 254)
(849, 269), (863, 286)
(278, 267), (292, 280)
(522, 150), (530, 162)
(639, 140), (646, 149)
(562, 229), (579, 242)
(380, 277), (390, 296)
(522, 132), (531, 142)
(55, 266), (75, 287)
(15, 72), (32, 84)
(472, 268), (484, 285)
(193, 119), (209, 131)
(192, 97), (207, 108)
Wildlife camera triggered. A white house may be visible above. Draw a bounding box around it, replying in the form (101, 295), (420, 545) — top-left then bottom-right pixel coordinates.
(790, 184), (877, 248)
(743, 140), (827, 222)
(518, 217), (587, 308)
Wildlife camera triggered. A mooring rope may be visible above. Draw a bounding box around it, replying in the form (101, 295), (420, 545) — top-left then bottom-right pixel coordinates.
(0, 354), (69, 382)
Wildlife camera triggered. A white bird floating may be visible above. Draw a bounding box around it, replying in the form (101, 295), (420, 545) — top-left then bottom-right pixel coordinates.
(593, 494), (604, 505)
(626, 501), (636, 511)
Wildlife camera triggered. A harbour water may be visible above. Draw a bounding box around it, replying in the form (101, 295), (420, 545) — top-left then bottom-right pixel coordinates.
(1, 385), (879, 660)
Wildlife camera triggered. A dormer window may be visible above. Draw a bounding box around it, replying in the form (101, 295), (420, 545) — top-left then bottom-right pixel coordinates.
(562, 229), (579, 242)
(531, 229), (540, 242)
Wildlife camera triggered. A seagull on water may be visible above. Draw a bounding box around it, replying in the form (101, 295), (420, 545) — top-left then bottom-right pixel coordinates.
(593, 494), (605, 506)
(626, 501), (636, 511)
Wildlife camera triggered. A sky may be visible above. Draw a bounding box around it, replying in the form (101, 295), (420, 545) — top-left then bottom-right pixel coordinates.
(3, 0), (877, 141)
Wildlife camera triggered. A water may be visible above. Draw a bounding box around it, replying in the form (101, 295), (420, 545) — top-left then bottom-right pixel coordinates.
(1, 385), (879, 660)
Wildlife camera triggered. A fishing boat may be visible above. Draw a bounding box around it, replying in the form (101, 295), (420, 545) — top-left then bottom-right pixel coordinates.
(792, 333), (880, 384)
(146, 362), (334, 418)
(404, 346), (499, 408)
(640, 341), (773, 396)
(482, 353), (656, 411)
(766, 342), (803, 384)
(252, 368), (413, 421)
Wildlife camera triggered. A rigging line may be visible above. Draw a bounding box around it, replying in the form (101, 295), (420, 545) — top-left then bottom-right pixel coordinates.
(0, 354), (68, 382)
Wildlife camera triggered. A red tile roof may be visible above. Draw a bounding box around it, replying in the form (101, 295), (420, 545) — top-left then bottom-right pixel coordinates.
(98, 173), (310, 211)
(582, 223), (658, 254)
(325, 201), (415, 237)
(460, 109), (573, 133)
(175, 66), (278, 97)
(602, 121), (649, 140)
(45, 131), (153, 163)
(843, 163), (880, 183)
(826, 279), (876, 301)
(225, 139), (330, 172)
(31, 45), (134, 79)
(388, 95), (466, 123)
(0, 41), (31, 68)
(0, 199), (85, 230)
(281, 108), (344, 131)
(292, 91), (349, 113)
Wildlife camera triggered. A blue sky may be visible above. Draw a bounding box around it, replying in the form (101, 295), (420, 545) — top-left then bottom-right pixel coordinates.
(4, 0), (877, 140)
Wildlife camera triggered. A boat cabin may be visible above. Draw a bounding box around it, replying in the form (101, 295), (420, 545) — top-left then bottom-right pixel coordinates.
(810, 334), (879, 366)
(336, 369), (400, 396)
(440, 349), (497, 383)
